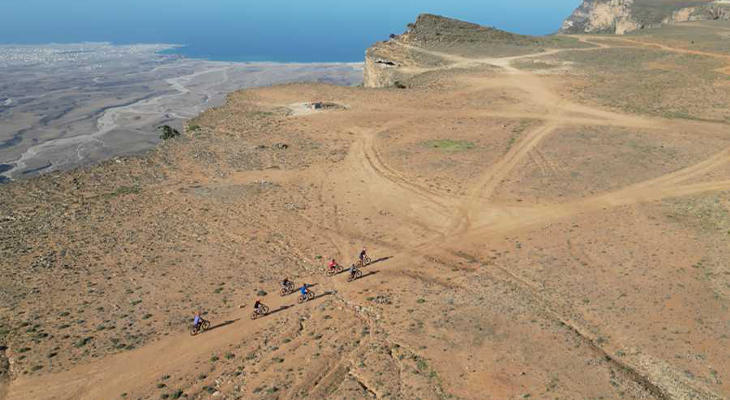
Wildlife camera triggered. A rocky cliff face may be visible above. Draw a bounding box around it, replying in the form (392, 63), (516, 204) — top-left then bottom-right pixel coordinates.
(363, 45), (410, 89)
(560, 0), (640, 34)
(560, 0), (727, 34)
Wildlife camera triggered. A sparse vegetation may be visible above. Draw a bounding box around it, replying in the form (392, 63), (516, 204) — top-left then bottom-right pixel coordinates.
(2, 13), (729, 400)
(75, 337), (93, 347)
(422, 139), (474, 152)
(158, 125), (181, 140)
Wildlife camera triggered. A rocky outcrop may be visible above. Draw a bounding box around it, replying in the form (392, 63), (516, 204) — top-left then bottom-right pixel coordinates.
(663, 6), (697, 24)
(560, 0), (728, 34)
(364, 14), (543, 88)
(363, 48), (409, 89)
(676, 1), (730, 22)
(560, 0), (641, 34)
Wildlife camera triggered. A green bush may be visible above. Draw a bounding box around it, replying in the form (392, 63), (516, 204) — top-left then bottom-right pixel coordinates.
(422, 139), (475, 151)
(158, 125), (181, 140)
(75, 337), (93, 347)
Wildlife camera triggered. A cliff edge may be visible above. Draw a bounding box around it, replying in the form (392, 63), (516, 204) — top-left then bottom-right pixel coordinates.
(364, 14), (580, 88)
(560, 0), (730, 34)
(365, 14), (538, 88)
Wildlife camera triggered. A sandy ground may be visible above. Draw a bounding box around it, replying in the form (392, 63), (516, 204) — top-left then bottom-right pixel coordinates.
(1, 21), (730, 400)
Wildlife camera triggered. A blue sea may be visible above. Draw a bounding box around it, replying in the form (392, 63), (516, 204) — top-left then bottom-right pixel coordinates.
(0, 0), (580, 62)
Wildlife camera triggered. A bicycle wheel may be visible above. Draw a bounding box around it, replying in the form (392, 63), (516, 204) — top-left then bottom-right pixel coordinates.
(201, 320), (210, 330)
(250, 311), (259, 320)
(261, 305), (270, 314)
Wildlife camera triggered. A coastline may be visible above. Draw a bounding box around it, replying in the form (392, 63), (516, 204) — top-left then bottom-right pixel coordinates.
(0, 43), (364, 182)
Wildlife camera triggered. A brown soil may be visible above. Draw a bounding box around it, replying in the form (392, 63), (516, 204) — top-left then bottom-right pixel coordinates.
(2, 22), (730, 400)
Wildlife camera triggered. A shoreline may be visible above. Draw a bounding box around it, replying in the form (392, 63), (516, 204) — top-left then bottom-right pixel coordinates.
(0, 43), (364, 182)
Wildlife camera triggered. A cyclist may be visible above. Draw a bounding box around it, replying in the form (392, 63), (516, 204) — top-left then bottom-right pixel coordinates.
(300, 283), (309, 297)
(359, 248), (368, 264)
(282, 277), (292, 289)
(253, 298), (263, 313)
(328, 258), (339, 272)
(349, 263), (359, 279)
(193, 310), (202, 328)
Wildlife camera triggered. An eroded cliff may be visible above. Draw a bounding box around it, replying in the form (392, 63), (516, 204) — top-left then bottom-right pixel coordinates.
(560, 0), (728, 34)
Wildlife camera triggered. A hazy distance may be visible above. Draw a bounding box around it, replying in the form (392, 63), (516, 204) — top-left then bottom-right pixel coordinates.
(0, 0), (580, 62)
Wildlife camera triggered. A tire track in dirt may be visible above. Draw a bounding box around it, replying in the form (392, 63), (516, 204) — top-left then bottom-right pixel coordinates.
(410, 38), (730, 244)
(625, 145), (730, 189)
(362, 42), (730, 400)
(3, 269), (364, 400)
(10, 31), (730, 400)
(587, 34), (730, 76)
(360, 127), (458, 206)
(449, 122), (559, 235)
(321, 37), (730, 400)
(349, 127), (457, 237)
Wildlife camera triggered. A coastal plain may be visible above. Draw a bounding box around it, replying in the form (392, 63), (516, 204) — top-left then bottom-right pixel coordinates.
(0, 43), (362, 181)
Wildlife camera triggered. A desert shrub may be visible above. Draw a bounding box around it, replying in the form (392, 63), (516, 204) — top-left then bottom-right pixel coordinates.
(158, 125), (181, 140)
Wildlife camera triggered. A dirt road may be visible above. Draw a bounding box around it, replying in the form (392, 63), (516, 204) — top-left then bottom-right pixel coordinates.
(4, 31), (730, 400)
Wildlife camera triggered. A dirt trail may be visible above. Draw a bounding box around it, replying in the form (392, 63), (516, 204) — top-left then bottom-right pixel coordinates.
(7, 32), (730, 400)
(585, 34), (730, 75)
(5, 279), (344, 400)
(403, 39), (730, 238)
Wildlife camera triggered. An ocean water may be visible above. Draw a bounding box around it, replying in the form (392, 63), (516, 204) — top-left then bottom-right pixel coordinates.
(0, 0), (580, 63)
